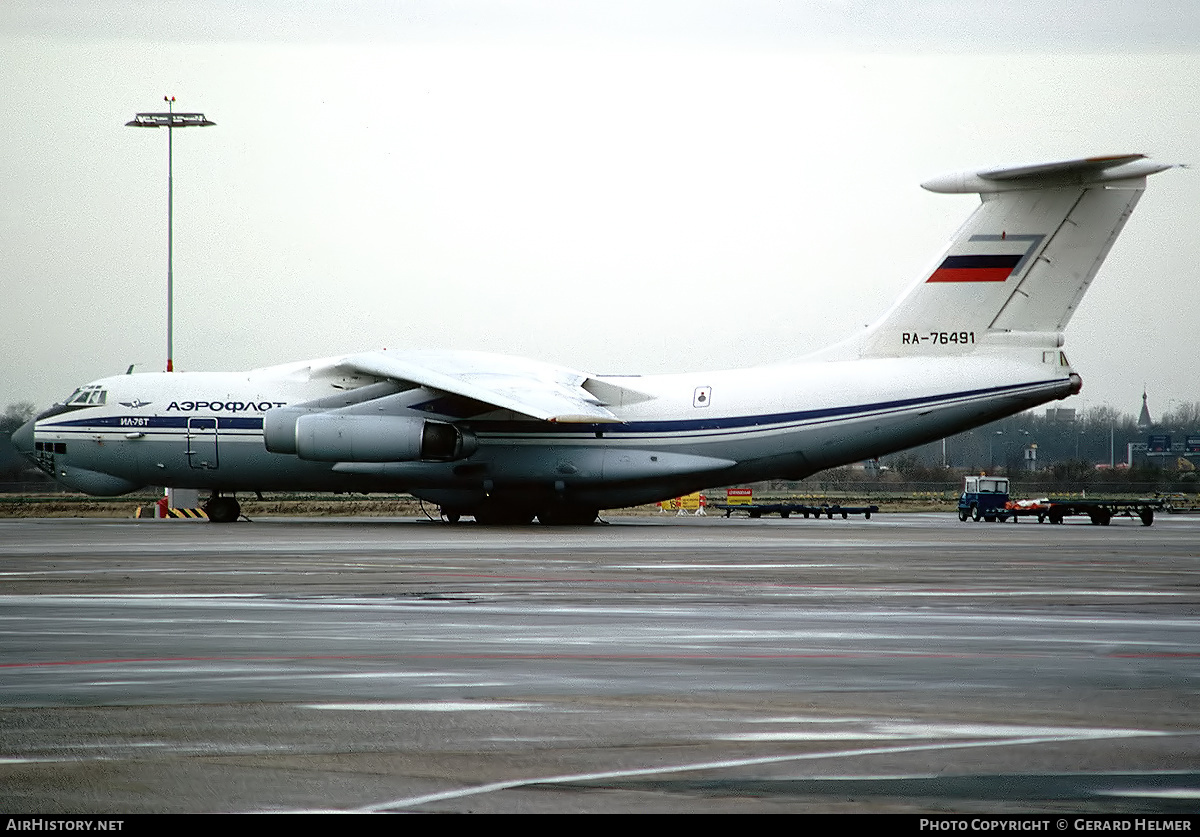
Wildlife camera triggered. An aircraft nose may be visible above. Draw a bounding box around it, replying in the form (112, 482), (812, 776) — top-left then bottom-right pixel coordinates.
(11, 417), (35, 461)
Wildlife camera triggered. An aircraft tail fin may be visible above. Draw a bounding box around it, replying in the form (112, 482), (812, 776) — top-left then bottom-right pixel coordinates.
(832, 155), (1173, 360)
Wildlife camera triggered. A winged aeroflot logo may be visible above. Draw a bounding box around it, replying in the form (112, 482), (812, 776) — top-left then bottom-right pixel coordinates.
(119, 400), (153, 409)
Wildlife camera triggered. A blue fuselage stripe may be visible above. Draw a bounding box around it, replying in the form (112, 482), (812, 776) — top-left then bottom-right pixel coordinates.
(468, 378), (1057, 435)
(39, 378), (1059, 439)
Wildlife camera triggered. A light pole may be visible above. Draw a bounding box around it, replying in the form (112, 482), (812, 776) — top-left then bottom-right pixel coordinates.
(126, 97), (215, 373)
(126, 98), (215, 514)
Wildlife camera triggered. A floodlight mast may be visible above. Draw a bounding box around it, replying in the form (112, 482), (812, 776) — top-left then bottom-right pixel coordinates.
(125, 97), (215, 373)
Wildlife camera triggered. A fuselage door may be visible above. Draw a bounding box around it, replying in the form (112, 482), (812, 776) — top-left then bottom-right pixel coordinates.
(186, 417), (219, 470)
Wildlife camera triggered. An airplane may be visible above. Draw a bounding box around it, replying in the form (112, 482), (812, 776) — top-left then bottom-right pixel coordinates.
(12, 154), (1174, 524)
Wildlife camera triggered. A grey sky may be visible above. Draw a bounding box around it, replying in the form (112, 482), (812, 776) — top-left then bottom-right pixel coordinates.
(2, 2), (1198, 420)
(7, 1), (1200, 51)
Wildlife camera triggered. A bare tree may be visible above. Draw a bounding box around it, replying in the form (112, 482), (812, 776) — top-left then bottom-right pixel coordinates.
(1160, 401), (1200, 429)
(0, 402), (35, 436)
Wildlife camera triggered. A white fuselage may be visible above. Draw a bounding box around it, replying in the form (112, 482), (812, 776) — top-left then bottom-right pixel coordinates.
(22, 346), (1077, 510)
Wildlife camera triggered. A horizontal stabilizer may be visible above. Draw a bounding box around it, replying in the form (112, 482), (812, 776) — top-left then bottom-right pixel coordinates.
(922, 154), (1175, 194)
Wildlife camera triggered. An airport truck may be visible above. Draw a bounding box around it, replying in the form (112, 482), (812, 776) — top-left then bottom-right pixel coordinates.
(957, 476), (1011, 522)
(956, 476), (1162, 526)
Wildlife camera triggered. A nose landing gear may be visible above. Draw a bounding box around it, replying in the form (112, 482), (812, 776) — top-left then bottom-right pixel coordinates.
(203, 493), (242, 523)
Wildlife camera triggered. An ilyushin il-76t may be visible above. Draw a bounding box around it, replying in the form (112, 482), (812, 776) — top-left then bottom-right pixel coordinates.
(13, 154), (1174, 524)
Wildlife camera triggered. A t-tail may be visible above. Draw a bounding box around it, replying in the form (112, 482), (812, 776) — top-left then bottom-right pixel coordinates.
(819, 154), (1174, 361)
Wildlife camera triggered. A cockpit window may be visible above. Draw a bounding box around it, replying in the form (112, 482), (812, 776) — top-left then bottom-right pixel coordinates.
(34, 386), (108, 422)
(64, 386), (107, 407)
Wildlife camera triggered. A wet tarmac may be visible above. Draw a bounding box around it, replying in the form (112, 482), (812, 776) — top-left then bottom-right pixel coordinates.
(1, 513), (1197, 813)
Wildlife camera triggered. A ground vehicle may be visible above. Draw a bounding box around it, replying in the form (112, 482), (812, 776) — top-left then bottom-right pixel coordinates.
(957, 476), (1010, 521)
(956, 475), (1161, 525)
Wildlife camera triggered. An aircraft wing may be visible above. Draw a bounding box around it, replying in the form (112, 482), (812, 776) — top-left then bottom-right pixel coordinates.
(340, 350), (627, 423)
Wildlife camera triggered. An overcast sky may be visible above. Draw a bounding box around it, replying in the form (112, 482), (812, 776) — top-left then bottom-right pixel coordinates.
(2, 1), (1198, 420)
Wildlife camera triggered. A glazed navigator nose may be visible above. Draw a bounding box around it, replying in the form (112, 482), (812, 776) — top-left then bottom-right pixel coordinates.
(11, 417), (35, 461)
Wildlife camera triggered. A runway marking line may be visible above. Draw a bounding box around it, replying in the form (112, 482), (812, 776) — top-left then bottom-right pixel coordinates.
(15, 647), (1191, 670)
(355, 731), (1170, 813)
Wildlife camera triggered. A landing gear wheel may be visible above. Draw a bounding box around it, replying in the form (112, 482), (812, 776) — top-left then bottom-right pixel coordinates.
(472, 506), (536, 525)
(536, 507), (599, 526)
(204, 495), (241, 523)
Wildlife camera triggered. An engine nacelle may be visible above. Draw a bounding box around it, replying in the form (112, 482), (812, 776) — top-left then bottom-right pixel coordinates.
(263, 407), (314, 454)
(267, 411), (476, 462)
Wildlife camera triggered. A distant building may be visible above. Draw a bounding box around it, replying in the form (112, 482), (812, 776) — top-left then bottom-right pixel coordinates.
(1137, 391), (1153, 431)
(1045, 407), (1076, 422)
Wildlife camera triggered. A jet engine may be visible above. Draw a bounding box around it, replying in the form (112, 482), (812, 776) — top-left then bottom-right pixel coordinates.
(265, 411), (476, 462)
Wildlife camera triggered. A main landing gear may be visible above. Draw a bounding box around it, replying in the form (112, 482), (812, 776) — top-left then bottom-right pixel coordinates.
(442, 502), (599, 526)
(203, 492), (241, 523)
(535, 506), (599, 526)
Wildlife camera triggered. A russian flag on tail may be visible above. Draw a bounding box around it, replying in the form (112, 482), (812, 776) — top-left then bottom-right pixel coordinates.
(927, 254), (1022, 283)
